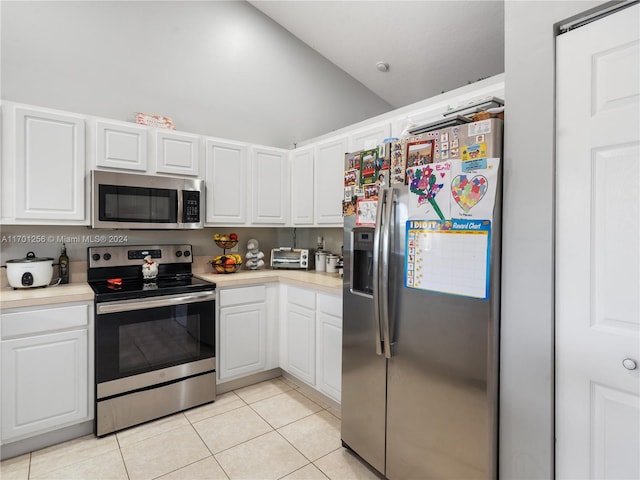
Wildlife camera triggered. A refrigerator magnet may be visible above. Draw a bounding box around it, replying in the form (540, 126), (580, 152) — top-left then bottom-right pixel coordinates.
(344, 169), (359, 186)
(356, 198), (377, 225)
(342, 199), (357, 217)
(345, 151), (362, 171)
(406, 140), (434, 169)
(461, 143), (488, 172)
(361, 149), (379, 185)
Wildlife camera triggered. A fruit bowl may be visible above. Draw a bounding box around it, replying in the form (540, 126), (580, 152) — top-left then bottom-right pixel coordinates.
(209, 253), (242, 274)
(211, 262), (242, 274)
(214, 239), (238, 249)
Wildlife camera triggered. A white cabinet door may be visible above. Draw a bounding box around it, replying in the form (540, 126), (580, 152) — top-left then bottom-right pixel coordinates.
(1, 329), (89, 441)
(154, 130), (201, 177)
(290, 147), (315, 226)
(219, 302), (267, 381)
(314, 136), (347, 226)
(204, 138), (249, 225)
(251, 146), (289, 225)
(2, 105), (86, 223)
(348, 122), (391, 152)
(286, 303), (316, 385)
(316, 294), (342, 402)
(93, 119), (148, 171)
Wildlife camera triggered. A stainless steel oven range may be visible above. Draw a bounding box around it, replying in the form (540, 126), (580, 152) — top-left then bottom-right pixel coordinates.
(88, 244), (216, 437)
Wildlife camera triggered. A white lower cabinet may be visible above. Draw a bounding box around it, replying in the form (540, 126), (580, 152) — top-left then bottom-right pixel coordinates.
(285, 287), (316, 384)
(283, 286), (342, 403)
(316, 294), (343, 402)
(218, 284), (278, 382)
(0, 303), (93, 442)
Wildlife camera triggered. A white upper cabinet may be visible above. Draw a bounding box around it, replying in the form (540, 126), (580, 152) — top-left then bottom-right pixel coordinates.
(290, 147), (315, 226)
(347, 122), (391, 153)
(204, 138), (249, 225)
(91, 119), (148, 172)
(250, 146), (289, 225)
(1, 103), (87, 224)
(314, 136), (347, 226)
(153, 130), (201, 177)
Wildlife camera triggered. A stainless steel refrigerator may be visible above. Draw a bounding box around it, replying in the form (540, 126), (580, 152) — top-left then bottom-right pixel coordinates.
(342, 118), (502, 479)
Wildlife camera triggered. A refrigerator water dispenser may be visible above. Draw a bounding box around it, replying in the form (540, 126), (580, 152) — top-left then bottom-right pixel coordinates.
(351, 227), (374, 295)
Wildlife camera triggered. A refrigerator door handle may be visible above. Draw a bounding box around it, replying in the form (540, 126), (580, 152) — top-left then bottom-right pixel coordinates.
(372, 188), (387, 356)
(380, 187), (395, 359)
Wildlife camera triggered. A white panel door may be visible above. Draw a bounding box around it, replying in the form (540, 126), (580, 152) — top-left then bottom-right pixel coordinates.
(94, 120), (148, 171)
(556, 5), (640, 479)
(218, 302), (267, 380)
(290, 147), (315, 225)
(314, 136), (348, 225)
(204, 138), (248, 225)
(317, 310), (342, 402)
(251, 146), (288, 225)
(155, 130), (200, 177)
(13, 107), (86, 222)
(1, 329), (89, 441)
(286, 303), (316, 385)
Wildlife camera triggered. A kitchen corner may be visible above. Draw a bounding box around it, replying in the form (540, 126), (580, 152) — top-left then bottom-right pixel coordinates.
(192, 255), (342, 294)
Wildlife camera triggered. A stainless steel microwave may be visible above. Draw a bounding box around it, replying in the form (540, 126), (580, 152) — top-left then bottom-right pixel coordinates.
(91, 171), (204, 229)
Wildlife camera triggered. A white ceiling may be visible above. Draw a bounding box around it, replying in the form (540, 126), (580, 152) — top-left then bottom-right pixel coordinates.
(249, 0), (505, 108)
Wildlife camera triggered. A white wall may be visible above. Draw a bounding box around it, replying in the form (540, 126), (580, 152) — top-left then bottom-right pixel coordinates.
(0, 0), (392, 148)
(501, 1), (606, 478)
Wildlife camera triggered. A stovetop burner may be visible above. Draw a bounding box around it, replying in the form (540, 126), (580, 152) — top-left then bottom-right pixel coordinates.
(89, 274), (215, 301)
(88, 244), (215, 302)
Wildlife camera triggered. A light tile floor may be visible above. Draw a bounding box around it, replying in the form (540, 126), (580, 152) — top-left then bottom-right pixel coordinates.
(1, 377), (381, 480)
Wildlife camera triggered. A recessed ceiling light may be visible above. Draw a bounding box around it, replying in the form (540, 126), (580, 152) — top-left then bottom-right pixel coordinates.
(376, 62), (389, 72)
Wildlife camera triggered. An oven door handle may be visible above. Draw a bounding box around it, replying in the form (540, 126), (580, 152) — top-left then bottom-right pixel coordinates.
(96, 290), (215, 315)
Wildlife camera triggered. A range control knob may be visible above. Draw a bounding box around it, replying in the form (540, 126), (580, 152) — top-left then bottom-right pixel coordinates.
(92, 253), (101, 261)
(183, 250), (191, 257)
(175, 251), (182, 257)
(103, 253), (111, 261)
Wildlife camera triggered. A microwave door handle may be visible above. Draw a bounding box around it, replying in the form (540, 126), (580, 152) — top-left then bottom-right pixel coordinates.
(380, 188), (395, 359)
(177, 190), (183, 224)
(372, 188), (387, 356)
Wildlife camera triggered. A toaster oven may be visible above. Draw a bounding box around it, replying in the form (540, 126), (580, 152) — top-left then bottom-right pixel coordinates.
(270, 248), (313, 270)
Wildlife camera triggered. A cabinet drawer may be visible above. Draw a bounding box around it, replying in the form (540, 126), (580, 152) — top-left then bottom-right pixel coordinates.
(2, 304), (89, 339)
(288, 286), (316, 310)
(317, 294), (342, 318)
(220, 285), (266, 307)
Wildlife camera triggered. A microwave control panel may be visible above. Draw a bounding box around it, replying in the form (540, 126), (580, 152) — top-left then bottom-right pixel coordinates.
(182, 191), (201, 223)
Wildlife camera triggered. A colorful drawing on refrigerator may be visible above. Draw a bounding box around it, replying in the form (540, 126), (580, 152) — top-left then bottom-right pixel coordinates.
(356, 198), (377, 225)
(405, 219), (491, 299)
(407, 161), (451, 221)
(449, 158), (500, 220)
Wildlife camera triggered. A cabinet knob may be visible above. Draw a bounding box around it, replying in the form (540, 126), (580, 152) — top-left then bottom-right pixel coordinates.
(622, 358), (637, 371)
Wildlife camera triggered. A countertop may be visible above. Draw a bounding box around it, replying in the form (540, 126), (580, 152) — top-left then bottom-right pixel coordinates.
(0, 269), (343, 311)
(195, 269), (342, 294)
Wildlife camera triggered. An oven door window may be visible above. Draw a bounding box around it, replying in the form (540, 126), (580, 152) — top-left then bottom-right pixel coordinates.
(99, 184), (178, 224)
(96, 300), (214, 384)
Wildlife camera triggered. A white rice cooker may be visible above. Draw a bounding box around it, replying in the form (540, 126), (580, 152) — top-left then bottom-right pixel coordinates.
(4, 251), (55, 288)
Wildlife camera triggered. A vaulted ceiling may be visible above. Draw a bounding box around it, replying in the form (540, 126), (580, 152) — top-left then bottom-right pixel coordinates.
(249, 1), (505, 108)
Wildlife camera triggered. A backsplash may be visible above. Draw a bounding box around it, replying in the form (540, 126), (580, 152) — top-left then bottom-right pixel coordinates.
(0, 225), (343, 265)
